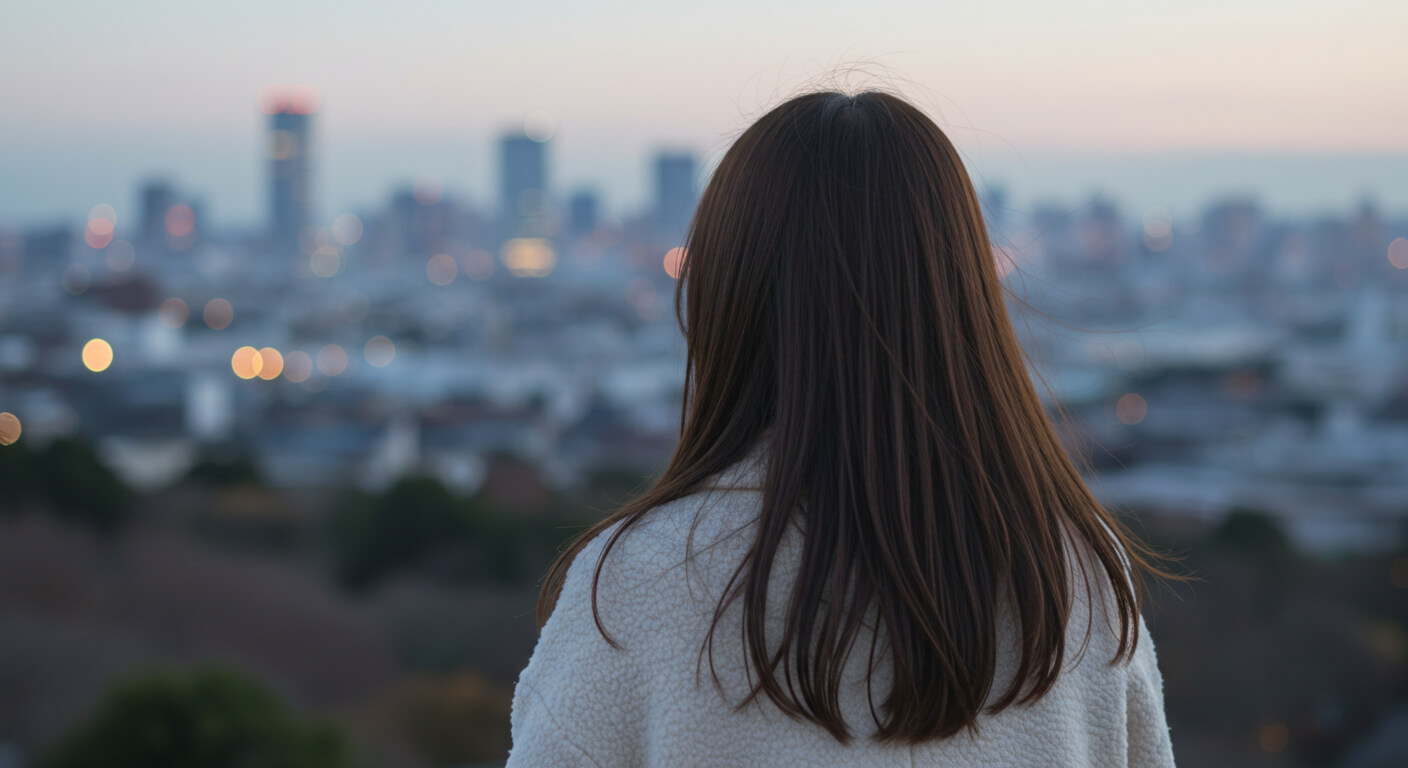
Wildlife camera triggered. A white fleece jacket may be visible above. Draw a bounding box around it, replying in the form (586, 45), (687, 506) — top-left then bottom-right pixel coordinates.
(506, 440), (1178, 767)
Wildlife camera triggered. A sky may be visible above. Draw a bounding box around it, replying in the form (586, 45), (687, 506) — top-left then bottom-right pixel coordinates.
(2, 0), (1406, 229)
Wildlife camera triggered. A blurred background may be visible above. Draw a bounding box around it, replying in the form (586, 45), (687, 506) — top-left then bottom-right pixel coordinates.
(2, 2), (1407, 767)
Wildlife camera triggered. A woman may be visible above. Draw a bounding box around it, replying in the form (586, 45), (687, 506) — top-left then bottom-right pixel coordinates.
(506, 89), (1180, 767)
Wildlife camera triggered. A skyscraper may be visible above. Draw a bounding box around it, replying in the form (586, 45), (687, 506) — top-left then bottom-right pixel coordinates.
(139, 179), (175, 246)
(652, 151), (697, 246)
(265, 87), (316, 254)
(498, 130), (547, 241)
(568, 189), (599, 239)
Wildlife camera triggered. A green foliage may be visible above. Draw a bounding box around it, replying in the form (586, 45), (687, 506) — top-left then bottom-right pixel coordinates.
(0, 437), (41, 509)
(0, 436), (132, 531)
(331, 475), (477, 591)
(41, 665), (354, 768)
(186, 447), (264, 488)
(1211, 506), (1292, 556)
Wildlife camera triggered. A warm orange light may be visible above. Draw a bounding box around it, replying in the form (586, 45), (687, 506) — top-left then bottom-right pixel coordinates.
(165, 205), (195, 237)
(0, 412), (20, 446)
(82, 338), (113, 372)
(87, 217), (114, 236)
(204, 299), (233, 330)
(231, 346), (263, 380)
(257, 348), (284, 380)
(500, 238), (556, 278)
(283, 350), (313, 383)
(663, 247), (686, 279)
(1115, 393), (1147, 425)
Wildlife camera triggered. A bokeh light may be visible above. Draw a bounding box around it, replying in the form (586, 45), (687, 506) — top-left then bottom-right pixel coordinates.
(500, 238), (555, 278)
(165, 205), (195, 237)
(0, 412), (21, 446)
(461, 249), (494, 280)
(310, 246), (341, 278)
(158, 297), (189, 328)
(106, 240), (136, 271)
(426, 253), (457, 285)
(332, 213), (363, 246)
(1389, 237), (1408, 270)
(413, 176), (443, 206)
(1116, 393), (1148, 425)
(317, 344), (348, 376)
(663, 247), (686, 279)
(82, 338), (113, 372)
(364, 336), (395, 368)
(88, 203), (116, 223)
(283, 350), (313, 383)
(84, 219), (113, 249)
(61, 264), (91, 295)
(1258, 722), (1289, 754)
(1143, 207), (1173, 252)
(523, 110), (556, 142)
(231, 346), (263, 380)
(204, 298), (234, 330)
(257, 348), (284, 380)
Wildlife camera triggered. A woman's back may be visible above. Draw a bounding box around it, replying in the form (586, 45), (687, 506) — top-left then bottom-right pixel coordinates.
(508, 86), (1180, 766)
(507, 438), (1176, 767)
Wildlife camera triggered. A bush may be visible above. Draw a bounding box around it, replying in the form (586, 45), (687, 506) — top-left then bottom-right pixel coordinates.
(330, 475), (475, 591)
(38, 436), (133, 534)
(41, 665), (354, 768)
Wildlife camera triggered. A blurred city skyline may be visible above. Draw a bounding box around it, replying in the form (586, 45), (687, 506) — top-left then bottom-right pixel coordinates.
(3, 0), (1407, 225)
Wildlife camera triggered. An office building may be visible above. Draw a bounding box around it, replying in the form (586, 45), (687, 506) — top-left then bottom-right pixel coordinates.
(267, 90), (316, 253)
(653, 151), (697, 246)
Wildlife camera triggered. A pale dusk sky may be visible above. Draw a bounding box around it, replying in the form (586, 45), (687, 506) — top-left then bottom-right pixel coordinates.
(2, 0), (1405, 227)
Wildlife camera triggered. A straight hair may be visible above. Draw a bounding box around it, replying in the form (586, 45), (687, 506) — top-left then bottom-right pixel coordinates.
(537, 88), (1180, 744)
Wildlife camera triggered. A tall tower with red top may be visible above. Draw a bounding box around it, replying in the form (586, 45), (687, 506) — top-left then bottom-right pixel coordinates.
(262, 85), (318, 254)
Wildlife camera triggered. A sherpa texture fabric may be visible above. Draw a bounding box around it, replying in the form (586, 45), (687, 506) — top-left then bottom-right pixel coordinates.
(506, 439), (1178, 767)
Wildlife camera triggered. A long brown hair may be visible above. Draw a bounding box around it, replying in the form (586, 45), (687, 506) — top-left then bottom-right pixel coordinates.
(537, 88), (1179, 744)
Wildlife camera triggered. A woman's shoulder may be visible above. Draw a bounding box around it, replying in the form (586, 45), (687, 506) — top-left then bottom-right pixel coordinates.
(565, 483), (765, 613)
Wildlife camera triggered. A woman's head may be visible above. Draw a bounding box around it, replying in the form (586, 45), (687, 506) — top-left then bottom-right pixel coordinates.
(540, 88), (1176, 744)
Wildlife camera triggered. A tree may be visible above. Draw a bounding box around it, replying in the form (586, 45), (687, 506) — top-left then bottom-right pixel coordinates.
(330, 475), (473, 590)
(41, 665), (354, 768)
(38, 437), (133, 534)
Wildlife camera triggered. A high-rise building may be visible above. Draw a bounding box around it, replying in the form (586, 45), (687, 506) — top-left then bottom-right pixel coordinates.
(980, 184), (1009, 242)
(266, 88), (316, 253)
(139, 179), (175, 246)
(568, 189), (599, 239)
(652, 151), (697, 246)
(498, 131), (547, 241)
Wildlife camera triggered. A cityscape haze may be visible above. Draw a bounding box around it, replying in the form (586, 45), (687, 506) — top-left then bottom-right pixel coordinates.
(2, 3), (1408, 766)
